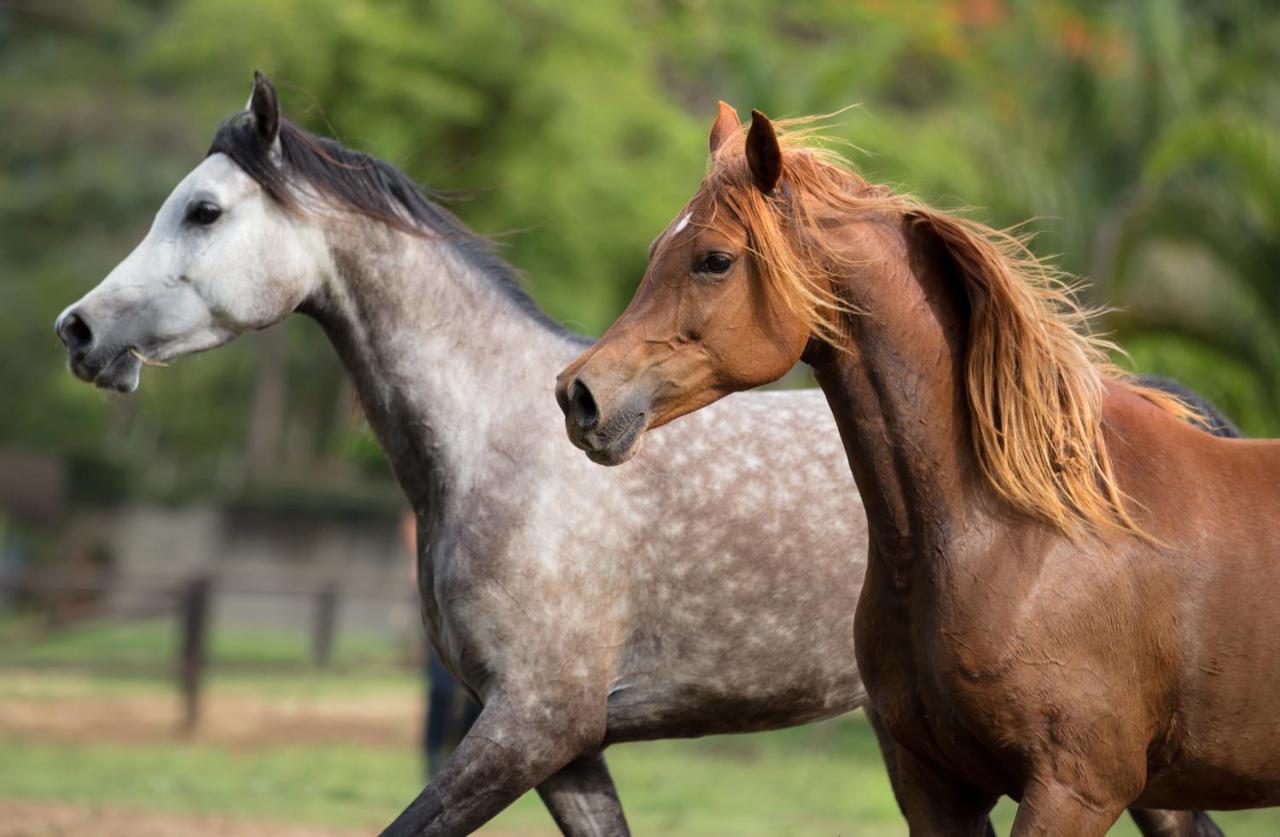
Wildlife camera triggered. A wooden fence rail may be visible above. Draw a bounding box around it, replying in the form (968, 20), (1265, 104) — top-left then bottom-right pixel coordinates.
(0, 571), (418, 734)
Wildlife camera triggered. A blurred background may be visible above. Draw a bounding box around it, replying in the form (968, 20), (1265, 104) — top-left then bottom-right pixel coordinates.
(1, 0), (1277, 834)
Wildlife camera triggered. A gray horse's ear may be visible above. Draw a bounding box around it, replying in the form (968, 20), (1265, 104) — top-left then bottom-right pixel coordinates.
(247, 70), (281, 151)
(746, 109), (782, 194)
(709, 100), (740, 155)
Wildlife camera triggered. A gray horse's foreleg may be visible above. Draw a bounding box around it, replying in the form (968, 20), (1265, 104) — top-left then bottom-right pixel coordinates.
(380, 694), (604, 837)
(535, 751), (629, 837)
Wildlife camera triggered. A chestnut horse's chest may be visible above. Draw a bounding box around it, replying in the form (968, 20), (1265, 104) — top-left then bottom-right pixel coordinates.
(855, 566), (1019, 792)
(853, 544), (1138, 794)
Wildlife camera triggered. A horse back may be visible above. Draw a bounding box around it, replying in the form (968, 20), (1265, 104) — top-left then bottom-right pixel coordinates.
(1103, 384), (1280, 802)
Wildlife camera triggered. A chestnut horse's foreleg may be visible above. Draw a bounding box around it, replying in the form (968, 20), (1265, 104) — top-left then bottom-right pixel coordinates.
(1009, 777), (1128, 837)
(1128, 809), (1225, 837)
(380, 691), (605, 837)
(864, 708), (996, 837)
(535, 751), (630, 836)
(885, 736), (997, 836)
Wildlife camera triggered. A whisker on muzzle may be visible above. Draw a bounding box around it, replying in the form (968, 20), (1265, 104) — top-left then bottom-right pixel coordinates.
(129, 348), (169, 367)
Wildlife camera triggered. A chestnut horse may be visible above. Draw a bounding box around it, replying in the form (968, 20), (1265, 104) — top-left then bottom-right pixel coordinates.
(557, 103), (1278, 835)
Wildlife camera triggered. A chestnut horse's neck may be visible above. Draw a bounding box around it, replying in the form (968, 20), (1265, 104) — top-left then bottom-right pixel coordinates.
(804, 214), (995, 582)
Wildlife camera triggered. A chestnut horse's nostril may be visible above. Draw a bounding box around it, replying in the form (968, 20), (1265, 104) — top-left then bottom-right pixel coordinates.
(56, 311), (94, 354)
(568, 379), (599, 431)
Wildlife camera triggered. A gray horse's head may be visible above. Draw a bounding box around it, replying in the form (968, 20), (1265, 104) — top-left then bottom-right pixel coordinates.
(55, 73), (327, 392)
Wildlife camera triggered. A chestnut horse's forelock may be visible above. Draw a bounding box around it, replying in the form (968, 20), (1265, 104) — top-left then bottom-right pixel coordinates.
(700, 119), (1194, 538)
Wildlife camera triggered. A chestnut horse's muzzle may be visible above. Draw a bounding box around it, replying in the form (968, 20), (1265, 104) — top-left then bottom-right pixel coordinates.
(554, 371), (650, 466)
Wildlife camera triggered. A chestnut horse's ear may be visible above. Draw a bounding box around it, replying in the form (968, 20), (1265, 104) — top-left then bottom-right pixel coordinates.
(709, 101), (741, 154)
(247, 70), (281, 150)
(746, 109), (782, 194)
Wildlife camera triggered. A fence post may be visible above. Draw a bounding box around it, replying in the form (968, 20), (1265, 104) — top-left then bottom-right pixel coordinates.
(312, 583), (338, 667)
(178, 575), (211, 735)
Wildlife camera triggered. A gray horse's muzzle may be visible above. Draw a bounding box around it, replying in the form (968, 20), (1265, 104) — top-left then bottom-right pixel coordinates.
(55, 306), (143, 393)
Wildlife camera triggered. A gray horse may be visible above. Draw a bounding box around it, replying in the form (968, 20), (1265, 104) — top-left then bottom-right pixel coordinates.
(55, 74), (1217, 837)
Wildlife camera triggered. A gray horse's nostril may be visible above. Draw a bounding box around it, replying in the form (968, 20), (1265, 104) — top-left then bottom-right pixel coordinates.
(56, 311), (94, 354)
(568, 379), (599, 431)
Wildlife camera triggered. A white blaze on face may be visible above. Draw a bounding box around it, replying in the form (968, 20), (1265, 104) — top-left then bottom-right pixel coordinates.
(672, 212), (692, 236)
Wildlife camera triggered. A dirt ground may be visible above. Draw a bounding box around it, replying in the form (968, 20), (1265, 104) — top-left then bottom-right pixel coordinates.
(0, 800), (367, 837)
(0, 687), (419, 834)
(0, 688), (419, 748)
(0, 681), (549, 836)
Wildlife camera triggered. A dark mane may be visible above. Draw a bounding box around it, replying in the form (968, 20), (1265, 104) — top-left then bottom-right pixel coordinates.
(207, 112), (584, 342)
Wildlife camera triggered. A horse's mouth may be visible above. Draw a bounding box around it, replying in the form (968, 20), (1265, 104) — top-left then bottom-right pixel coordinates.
(69, 346), (144, 394)
(579, 410), (647, 467)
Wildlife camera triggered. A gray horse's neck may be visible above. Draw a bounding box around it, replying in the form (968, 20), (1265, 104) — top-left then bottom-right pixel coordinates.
(301, 220), (583, 520)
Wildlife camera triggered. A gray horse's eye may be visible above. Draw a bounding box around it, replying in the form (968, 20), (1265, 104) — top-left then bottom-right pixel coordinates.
(185, 200), (223, 226)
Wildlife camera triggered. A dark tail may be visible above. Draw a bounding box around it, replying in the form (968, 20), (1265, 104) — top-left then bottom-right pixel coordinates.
(1136, 374), (1244, 439)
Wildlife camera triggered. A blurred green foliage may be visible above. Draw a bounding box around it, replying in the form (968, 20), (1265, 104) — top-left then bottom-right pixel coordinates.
(2, 0), (1277, 497)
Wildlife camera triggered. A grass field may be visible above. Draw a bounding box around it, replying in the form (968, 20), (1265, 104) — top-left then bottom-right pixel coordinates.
(3, 618), (1280, 835)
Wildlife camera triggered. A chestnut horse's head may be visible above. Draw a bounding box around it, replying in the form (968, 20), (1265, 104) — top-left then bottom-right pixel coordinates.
(555, 105), (844, 465)
(557, 103), (1196, 541)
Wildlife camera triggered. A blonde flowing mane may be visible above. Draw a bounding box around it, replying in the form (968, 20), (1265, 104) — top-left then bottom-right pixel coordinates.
(704, 117), (1192, 538)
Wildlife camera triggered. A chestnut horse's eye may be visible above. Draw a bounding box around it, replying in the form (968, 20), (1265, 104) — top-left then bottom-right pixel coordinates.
(697, 252), (733, 275)
(185, 201), (223, 226)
